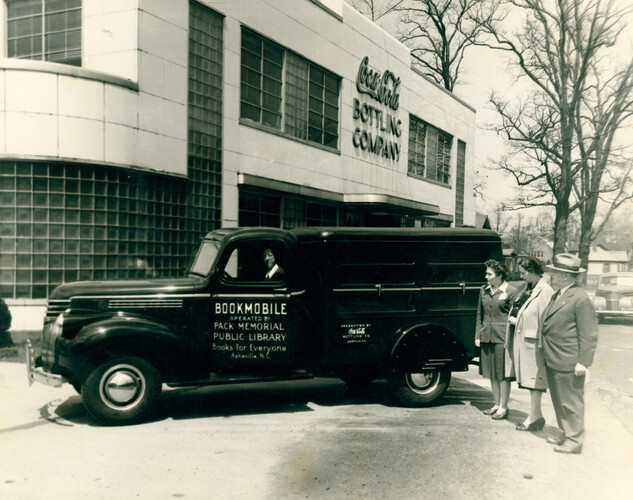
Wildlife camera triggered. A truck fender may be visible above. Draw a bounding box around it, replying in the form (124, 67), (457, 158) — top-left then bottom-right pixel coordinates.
(71, 315), (193, 380)
(387, 324), (468, 374)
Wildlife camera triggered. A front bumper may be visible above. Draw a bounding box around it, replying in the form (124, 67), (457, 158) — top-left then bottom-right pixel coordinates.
(595, 308), (633, 317)
(26, 339), (66, 388)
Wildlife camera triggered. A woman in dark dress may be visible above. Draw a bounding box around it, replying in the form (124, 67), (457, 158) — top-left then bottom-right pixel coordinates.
(475, 260), (519, 420)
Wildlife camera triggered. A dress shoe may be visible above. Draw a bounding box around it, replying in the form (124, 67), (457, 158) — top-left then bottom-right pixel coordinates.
(546, 436), (565, 445)
(483, 406), (499, 415)
(491, 408), (509, 420)
(516, 417), (545, 431)
(554, 444), (582, 454)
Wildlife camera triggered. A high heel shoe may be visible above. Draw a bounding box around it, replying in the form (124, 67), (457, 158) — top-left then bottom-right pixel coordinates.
(483, 406), (499, 415)
(491, 408), (509, 420)
(516, 417), (545, 431)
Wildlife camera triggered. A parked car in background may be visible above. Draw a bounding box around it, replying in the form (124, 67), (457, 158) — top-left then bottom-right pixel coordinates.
(592, 272), (633, 322)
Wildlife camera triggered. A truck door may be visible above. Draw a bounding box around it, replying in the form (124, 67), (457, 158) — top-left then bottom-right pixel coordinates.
(209, 239), (294, 373)
(326, 242), (418, 365)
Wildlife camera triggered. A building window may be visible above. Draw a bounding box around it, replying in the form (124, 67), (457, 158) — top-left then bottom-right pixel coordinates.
(408, 115), (452, 185)
(239, 191), (281, 227)
(306, 202), (337, 226)
(0, 161), (189, 299)
(240, 27), (340, 149)
(602, 263), (610, 273)
(187, 2), (224, 245)
(240, 28), (283, 128)
(307, 65), (339, 148)
(455, 140), (466, 226)
(7, 0), (81, 66)
(408, 115), (426, 177)
(239, 189), (339, 228)
(285, 52), (309, 140)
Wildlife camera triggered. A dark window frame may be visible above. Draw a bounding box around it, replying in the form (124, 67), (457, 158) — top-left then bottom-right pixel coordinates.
(407, 115), (453, 186)
(239, 27), (341, 151)
(7, 0), (82, 66)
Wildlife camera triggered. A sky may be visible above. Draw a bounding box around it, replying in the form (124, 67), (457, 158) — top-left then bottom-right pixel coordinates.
(454, 0), (633, 216)
(366, 0), (633, 222)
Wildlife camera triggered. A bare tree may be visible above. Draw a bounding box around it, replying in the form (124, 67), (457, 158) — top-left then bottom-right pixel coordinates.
(573, 63), (633, 269)
(504, 212), (542, 255)
(481, 0), (633, 263)
(393, 0), (502, 91)
(346, 0), (403, 21)
(489, 203), (512, 234)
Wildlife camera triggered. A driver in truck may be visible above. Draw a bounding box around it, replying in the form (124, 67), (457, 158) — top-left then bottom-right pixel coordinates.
(263, 248), (284, 280)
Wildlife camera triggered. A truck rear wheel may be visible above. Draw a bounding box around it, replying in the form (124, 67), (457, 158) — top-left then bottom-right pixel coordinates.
(81, 356), (161, 425)
(388, 369), (450, 407)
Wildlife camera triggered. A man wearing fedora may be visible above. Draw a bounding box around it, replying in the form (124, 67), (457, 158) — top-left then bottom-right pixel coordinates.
(539, 253), (598, 454)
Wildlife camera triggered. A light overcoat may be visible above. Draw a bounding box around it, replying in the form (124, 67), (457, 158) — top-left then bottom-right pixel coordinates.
(505, 278), (554, 388)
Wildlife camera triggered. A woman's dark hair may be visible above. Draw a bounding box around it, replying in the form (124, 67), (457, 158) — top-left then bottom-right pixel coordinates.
(485, 259), (508, 281)
(518, 256), (544, 276)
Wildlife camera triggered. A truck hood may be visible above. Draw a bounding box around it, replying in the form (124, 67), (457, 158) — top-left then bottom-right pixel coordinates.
(596, 285), (633, 297)
(48, 276), (207, 299)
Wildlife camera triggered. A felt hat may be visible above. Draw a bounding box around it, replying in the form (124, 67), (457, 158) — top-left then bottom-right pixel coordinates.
(546, 253), (585, 274)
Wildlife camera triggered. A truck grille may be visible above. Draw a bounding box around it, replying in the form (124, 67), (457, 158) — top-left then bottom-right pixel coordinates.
(45, 299), (71, 322)
(108, 298), (184, 309)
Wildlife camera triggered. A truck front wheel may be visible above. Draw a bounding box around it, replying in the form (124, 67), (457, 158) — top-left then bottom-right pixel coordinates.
(81, 356), (161, 425)
(388, 369), (451, 407)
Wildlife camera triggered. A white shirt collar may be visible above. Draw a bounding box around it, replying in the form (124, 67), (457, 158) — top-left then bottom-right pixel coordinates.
(485, 281), (508, 294)
(558, 283), (574, 297)
(266, 264), (279, 279)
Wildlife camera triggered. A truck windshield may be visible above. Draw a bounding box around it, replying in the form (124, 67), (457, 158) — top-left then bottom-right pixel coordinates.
(189, 239), (221, 277)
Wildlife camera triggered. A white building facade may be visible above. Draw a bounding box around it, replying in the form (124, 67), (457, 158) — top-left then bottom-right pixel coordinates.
(0, 0), (477, 329)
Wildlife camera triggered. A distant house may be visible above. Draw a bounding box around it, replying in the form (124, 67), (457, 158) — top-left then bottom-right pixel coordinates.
(502, 236), (553, 279)
(528, 236), (553, 264)
(503, 248), (519, 276)
(586, 244), (630, 285)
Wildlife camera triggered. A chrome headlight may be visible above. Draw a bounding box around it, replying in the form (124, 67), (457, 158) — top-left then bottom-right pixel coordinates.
(41, 313), (65, 367)
(619, 297), (633, 311)
(51, 313), (64, 336)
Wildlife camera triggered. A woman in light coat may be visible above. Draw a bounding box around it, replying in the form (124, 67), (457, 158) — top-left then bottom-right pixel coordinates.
(505, 256), (554, 431)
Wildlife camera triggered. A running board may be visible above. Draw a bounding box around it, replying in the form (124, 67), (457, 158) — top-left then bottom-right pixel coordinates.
(166, 370), (314, 388)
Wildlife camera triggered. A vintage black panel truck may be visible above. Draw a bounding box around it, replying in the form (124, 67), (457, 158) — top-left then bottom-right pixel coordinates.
(28, 227), (502, 425)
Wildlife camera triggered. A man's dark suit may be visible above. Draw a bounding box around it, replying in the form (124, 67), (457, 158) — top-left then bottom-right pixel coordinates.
(539, 285), (598, 450)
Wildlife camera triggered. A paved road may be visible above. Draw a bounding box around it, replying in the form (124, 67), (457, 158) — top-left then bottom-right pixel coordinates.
(2, 322), (633, 499)
(590, 319), (633, 434)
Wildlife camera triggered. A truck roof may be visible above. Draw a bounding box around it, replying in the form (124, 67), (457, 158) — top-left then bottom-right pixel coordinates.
(291, 226), (499, 242)
(205, 226), (500, 244)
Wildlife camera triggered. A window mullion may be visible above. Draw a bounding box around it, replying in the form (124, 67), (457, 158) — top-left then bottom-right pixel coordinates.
(40, 0), (45, 61)
(280, 50), (287, 132)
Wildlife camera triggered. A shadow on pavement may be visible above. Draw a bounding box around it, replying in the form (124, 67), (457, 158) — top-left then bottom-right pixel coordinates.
(48, 374), (520, 426)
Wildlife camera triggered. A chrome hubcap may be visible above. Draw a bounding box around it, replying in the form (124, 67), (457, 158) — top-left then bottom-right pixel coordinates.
(407, 372), (438, 393)
(101, 365), (144, 408)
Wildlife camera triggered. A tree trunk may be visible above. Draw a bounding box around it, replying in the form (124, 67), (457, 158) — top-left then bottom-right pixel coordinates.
(576, 229), (592, 287)
(552, 204), (569, 256)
